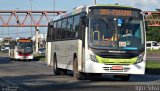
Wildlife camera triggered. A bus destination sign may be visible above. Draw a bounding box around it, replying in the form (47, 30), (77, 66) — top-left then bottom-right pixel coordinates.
(17, 39), (31, 42)
(99, 9), (131, 16)
(91, 9), (140, 17)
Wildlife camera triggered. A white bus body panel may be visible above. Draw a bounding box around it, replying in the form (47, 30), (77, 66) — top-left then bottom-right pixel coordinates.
(46, 42), (52, 66)
(50, 40), (82, 71)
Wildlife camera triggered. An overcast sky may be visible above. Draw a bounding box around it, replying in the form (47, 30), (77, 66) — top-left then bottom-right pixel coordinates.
(0, 0), (159, 38)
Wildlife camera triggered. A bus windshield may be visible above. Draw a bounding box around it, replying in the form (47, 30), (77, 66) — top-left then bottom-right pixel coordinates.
(89, 15), (145, 50)
(17, 42), (33, 49)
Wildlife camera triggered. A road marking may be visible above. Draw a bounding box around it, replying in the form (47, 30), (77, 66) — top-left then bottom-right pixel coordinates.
(0, 77), (28, 91)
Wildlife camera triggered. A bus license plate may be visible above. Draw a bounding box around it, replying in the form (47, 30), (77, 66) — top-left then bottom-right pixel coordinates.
(112, 66), (123, 70)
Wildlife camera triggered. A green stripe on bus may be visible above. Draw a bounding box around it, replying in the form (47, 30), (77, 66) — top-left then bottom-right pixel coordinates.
(96, 55), (137, 64)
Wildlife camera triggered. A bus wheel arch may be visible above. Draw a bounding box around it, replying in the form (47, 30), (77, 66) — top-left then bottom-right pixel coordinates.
(73, 53), (85, 80)
(53, 53), (60, 75)
(73, 53), (78, 77)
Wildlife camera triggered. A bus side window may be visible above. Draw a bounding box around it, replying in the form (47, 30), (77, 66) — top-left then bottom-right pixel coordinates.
(47, 24), (49, 41)
(57, 20), (62, 40)
(51, 22), (55, 41)
(47, 23), (53, 42)
(73, 15), (80, 38)
(53, 22), (57, 40)
(75, 25), (79, 38)
(62, 19), (67, 39)
(67, 17), (73, 39)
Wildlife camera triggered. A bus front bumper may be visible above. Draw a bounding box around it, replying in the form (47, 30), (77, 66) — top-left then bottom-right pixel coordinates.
(15, 55), (33, 60)
(84, 60), (145, 74)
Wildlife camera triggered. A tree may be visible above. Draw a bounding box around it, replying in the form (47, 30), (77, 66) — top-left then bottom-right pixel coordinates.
(146, 27), (160, 42)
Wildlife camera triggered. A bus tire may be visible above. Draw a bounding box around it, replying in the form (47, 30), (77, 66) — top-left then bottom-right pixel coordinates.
(73, 57), (85, 80)
(120, 74), (130, 81)
(60, 68), (67, 75)
(10, 58), (13, 61)
(29, 59), (32, 61)
(53, 55), (60, 75)
(11, 58), (15, 61)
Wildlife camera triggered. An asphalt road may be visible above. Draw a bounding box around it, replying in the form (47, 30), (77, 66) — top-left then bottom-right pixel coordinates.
(147, 57), (160, 62)
(0, 54), (160, 91)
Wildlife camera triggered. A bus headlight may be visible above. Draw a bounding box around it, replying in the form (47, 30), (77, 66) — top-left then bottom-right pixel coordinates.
(136, 53), (144, 64)
(90, 54), (98, 62)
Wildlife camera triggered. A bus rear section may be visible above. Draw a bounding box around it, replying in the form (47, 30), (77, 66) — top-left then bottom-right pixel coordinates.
(9, 38), (34, 61)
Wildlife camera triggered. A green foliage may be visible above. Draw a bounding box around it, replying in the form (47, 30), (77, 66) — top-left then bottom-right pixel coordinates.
(146, 27), (160, 42)
(147, 49), (160, 53)
(34, 55), (45, 61)
(146, 61), (160, 69)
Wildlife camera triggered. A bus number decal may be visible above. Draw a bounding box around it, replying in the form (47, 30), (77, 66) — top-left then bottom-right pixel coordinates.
(119, 42), (126, 47)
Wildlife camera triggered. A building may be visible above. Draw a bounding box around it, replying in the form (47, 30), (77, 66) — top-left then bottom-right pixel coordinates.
(32, 34), (46, 48)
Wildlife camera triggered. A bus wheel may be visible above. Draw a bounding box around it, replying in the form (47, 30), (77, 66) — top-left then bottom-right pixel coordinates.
(9, 58), (12, 61)
(60, 69), (67, 75)
(11, 58), (15, 61)
(120, 74), (130, 81)
(28, 59), (32, 62)
(73, 57), (85, 80)
(53, 56), (60, 75)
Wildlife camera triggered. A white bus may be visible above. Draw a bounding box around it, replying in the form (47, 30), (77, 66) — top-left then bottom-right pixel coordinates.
(46, 4), (146, 81)
(9, 38), (34, 61)
(146, 41), (160, 50)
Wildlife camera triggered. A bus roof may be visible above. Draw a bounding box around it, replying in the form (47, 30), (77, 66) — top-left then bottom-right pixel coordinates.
(52, 5), (86, 21)
(95, 4), (132, 8)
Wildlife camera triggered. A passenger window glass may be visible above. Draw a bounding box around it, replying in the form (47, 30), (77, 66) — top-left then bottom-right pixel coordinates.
(73, 15), (80, 38)
(67, 17), (73, 39)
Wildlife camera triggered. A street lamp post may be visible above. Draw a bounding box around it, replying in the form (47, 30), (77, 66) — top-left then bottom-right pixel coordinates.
(35, 26), (39, 52)
(16, 8), (19, 38)
(8, 27), (9, 44)
(94, 0), (96, 5)
(53, 0), (55, 11)
(29, 0), (33, 37)
(2, 27), (3, 38)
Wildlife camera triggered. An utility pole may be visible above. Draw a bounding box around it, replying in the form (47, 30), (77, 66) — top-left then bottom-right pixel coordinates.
(16, 8), (19, 38)
(53, 0), (56, 16)
(35, 26), (39, 53)
(29, 0), (33, 37)
(53, 0), (55, 11)
(8, 27), (9, 44)
(94, 0), (96, 5)
(2, 27), (3, 38)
